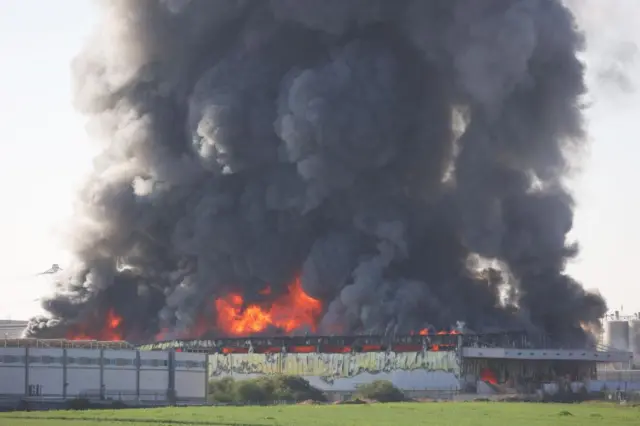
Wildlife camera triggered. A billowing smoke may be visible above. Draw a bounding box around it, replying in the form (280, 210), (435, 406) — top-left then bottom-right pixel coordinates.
(26, 0), (607, 345)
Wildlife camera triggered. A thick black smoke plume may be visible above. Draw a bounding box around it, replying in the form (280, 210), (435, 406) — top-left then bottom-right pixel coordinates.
(26, 0), (607, 344)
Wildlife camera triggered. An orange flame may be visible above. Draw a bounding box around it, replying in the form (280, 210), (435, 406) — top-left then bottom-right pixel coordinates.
(259, 286), (272, 295)
(410, 329), (460, 336)
(66, 308), (124, 341)
(215, 276), (322, 336)
(154, 284), (463, 341)
(480, 367), (498, 385)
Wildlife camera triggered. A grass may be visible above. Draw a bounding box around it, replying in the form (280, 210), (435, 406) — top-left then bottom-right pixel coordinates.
(0, 402), (639, 426)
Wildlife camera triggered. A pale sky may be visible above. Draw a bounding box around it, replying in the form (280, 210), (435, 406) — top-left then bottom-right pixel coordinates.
(0, 1), (638, 320)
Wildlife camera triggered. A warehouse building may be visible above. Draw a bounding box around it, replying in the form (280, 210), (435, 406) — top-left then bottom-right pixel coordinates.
(0, 339), (207, 404)
(0, 320), (28, 339)
(1, 331), (634, 406)
(145, 332), (633, 398)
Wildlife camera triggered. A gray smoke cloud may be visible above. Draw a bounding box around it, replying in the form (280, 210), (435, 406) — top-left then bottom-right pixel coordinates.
(26, 0), (606, 344)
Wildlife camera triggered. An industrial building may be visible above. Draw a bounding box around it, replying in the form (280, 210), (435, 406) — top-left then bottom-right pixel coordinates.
(0, 327), (635, 406)
(602, 311), (640, 362)
(594, 311), (640, 391)
(0, 320), (28, 339)
(142, 331), (633, 398)
(0, 339), (207, 405)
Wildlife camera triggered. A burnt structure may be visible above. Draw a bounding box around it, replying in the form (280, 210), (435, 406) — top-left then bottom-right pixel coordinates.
(137, 331), (550, 354)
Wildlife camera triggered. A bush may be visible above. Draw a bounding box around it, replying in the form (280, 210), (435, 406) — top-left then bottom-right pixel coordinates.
(257, 375), (326, 402)
(110, 400), (128, 409)
(208, 375), (326, 404)
(208, 376), (236, 403)
(16, 399), (29, 411)
(355, 380), (406, 403)
(234, 380), (269, 403)
(66, 398), (92, 410)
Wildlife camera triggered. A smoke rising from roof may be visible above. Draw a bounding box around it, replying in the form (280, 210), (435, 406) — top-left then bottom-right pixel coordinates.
(26, 0), (607, 344)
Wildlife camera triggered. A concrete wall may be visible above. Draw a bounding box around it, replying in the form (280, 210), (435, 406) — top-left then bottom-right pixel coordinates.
(103, 349), (138, 399)
(0, 347), (207, 402)
(593, 369), (640, 392)
(208, 351), (460, 392)
(0, 348), (25, 395)
(28, 348), (64, 397)
(175, 352), (208, 399)
(66, 349), (101, 397)
(139, 350), (169, 400)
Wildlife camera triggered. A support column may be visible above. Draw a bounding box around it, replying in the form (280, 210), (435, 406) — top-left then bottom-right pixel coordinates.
(62, 349), (67, 398)
(167, 350), (176, 405)
(278, 350), (284, 375)
(99, 349), (105, 400)
(135, 351), (141, 400)
(204, 354), (210, 401)
(24, 347), (29, 397)
(456, 334), (464, 392)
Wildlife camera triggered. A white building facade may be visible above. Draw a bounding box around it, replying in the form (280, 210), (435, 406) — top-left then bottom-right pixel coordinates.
(0, 343), (207, 403)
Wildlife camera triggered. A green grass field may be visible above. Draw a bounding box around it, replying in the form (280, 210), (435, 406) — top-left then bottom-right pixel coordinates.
(0, 402), (638, 426)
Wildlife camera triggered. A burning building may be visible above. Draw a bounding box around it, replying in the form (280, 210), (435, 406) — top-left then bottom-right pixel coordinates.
(136, 331), (632, 397)
(0, 330), (632, 403)
(26, 0), (607, 346)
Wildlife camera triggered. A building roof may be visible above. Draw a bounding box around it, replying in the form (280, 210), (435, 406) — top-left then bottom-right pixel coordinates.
(0, 338), (134, 350)
(0, 320), (28, 339)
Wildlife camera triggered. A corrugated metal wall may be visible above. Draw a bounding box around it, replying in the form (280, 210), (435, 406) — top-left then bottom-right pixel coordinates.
(0, 347), (207, 401)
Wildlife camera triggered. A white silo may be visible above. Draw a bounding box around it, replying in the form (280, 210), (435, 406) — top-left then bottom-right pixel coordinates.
(628, 313), (640, 361)
(604, 311), (630, 351)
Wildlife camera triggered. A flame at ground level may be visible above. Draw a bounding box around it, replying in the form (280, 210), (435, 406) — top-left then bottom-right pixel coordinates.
(480, 367), (498, 385)
(214, 276), (322, 336)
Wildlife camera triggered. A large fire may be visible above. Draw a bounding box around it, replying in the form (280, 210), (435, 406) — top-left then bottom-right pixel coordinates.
(215, 276), (322, 336)
(64, 276), (461, 342)
(68, 276), (322, 341)
(66, 308), (124, 341)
